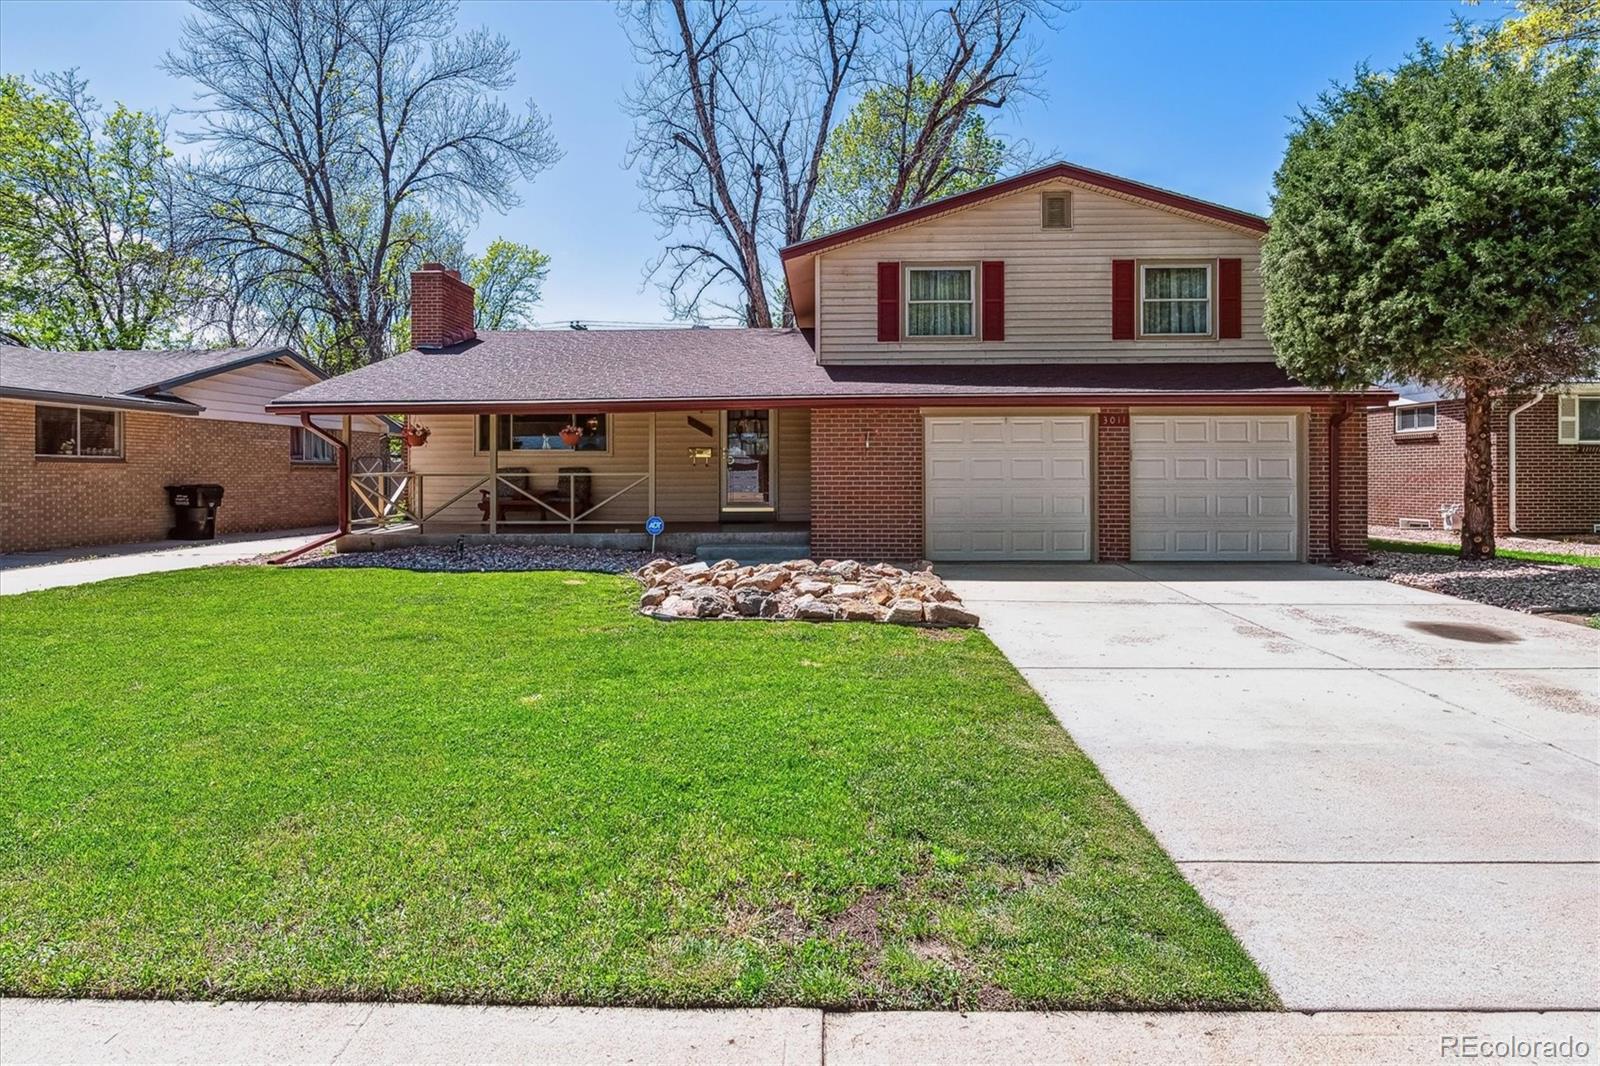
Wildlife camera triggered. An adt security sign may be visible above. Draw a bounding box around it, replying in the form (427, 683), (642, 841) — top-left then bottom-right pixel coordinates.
(645, 514), (665, 550)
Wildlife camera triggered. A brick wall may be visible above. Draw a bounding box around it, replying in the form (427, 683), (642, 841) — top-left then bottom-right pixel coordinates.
(409, 263), (477, 349)
(1096, 409), (1130, 561)
(1492, 395), (1600, 535)
(809, 407), (924, 562)
(0, 399), (381, 552)
(1366, 400), (1467, 529)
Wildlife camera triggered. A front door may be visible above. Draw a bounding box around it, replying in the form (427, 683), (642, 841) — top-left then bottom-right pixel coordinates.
(722, 409), (776, 512)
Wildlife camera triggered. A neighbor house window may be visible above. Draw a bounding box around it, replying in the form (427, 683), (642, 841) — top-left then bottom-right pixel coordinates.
(906, 267), (974, 337)
(1579, 397), (1600, 442)
(476, 413), (610, 453)
(1394, 404), (1437, 433)
(34, 404), (121, 458)
(1141, 264), (1211, 336)
(290, 427), (336, 464)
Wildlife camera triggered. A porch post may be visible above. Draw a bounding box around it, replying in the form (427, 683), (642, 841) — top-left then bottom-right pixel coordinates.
(341, 415), (352, 526)
(647, 412), (657, 518)
(488, 413), (499, 534)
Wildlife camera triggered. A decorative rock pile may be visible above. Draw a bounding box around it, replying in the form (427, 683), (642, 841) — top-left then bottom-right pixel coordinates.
(635, 558), (979, 626)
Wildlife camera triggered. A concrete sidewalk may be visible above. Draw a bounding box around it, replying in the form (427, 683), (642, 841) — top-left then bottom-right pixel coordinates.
(4, 999), (1596, 1065)
(0, 528), (330, 595)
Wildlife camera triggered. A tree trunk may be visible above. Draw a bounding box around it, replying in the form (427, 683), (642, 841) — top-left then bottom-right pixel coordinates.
(1459, 382), (1496, 561)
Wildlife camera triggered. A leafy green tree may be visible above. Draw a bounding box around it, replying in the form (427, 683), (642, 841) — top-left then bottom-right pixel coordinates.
(469, 239), (550, 330)
(1262, 39), (1600, 559)
(1469, 0), (1599, 61)
(0, 73), (195, 349)
(811, 79), (1005, 234)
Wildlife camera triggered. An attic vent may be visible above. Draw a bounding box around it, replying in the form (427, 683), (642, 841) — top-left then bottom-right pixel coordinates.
(1042, 192), (1072, 230)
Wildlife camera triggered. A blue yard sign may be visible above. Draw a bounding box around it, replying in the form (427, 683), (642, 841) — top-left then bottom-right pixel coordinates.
(645, 515), (665, 552)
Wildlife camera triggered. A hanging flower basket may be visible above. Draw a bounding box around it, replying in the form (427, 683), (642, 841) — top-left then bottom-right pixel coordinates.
(402, 423), (431, 448)
(559, 424), (584, 448)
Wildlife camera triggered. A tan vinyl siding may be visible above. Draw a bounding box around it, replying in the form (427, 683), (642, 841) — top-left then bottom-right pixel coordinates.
(815, 178), (1272, 364)
(403, 409), (814, 527)
(172, 360), (385, 433)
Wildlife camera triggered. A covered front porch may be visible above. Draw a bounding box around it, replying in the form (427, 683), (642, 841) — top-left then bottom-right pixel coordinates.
(340, 407), (812, 555)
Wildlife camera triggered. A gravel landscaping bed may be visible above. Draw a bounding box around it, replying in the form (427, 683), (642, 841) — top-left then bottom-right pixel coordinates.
(1369, 525), (1600, 557)
(1337, 551), (1600, 614)
(288, 543), (691, 574)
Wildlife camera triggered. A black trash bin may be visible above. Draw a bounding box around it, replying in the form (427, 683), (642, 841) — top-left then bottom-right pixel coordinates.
(165, 483), (225, 540)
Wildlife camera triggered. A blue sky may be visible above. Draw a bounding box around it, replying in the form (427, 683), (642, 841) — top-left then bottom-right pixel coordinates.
(0, 0), (1483, 324)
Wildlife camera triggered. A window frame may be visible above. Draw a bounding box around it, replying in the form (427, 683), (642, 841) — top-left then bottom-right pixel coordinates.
(289, 426), (337, 465)
(1577, 397), (1600, 443)
(33, 404), (123, 460)
(1394, 403), (1438, 435)
(903, 264), (977, 339)
(473, 412), (614, 457)
(1137, 261), (1215, 339)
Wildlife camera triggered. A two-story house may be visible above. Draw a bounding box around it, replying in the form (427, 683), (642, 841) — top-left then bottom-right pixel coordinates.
(267, 161), (1384, 563)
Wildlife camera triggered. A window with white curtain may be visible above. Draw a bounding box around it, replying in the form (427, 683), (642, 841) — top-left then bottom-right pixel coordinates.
(1141, 264), (1211, 336)
(906, 267), (974, 337)
(290, 426), (335, 464)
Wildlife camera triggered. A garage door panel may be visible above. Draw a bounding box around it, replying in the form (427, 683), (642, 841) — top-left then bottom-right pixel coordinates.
(1131, 415), (1300, 561)
(926, 415), (1093, 561)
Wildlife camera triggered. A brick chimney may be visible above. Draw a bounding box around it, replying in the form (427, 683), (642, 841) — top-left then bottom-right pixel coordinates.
(409, 262), (476, 349)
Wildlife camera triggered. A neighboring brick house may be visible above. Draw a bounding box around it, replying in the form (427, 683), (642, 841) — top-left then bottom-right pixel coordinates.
(268, 163), (1387, 564)
(1368, 384), (1600, 536)
(1, 345), (388, 553)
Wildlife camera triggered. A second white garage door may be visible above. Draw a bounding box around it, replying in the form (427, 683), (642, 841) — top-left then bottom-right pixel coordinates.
(926, 416), (1092, 560)
(1130, 415), (1300, 561)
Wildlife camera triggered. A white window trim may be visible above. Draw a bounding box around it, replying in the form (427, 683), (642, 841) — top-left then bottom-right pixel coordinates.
(1394, 403), (1438, 434)
(33, 404), (123, 459)
(1138, 261), (1214, 338)
(290, 426), (336, 465)
(904, 264), (977, 339)
(473, 412), (615, 458)
(1577, 397), (1600, 444)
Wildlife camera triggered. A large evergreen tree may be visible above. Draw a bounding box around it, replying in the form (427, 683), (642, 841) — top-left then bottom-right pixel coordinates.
(1262, 39), (1600, 559)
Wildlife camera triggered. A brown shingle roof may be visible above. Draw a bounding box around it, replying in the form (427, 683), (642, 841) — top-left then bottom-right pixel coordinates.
(266, 328), (1372, 413)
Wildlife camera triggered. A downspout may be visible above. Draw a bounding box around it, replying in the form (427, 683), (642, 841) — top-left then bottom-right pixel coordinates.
(1326, 398), (1359, 562)
(1506, 393), (1545, 534)
(269, 415), (351, 565)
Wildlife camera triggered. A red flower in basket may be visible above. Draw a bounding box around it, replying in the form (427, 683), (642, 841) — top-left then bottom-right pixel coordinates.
(559, 424), (584, 448)
(402, 423), (431, 447)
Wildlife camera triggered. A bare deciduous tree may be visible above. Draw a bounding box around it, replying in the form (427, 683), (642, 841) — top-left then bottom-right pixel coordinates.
(623, 0), (1059, 325)
(166, 0), (560, 369)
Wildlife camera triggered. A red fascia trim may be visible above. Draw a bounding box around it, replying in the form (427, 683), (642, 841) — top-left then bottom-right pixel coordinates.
(267, 392), (1379, 417)
(779, 162), (1269, 263)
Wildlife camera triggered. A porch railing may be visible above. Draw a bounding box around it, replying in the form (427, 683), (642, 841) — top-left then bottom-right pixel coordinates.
(348, 470), (653, 534)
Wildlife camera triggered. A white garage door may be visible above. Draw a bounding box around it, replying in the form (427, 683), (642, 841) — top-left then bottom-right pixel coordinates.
(1130, 415), (1300, 561)
(926, 416), (1092, 560)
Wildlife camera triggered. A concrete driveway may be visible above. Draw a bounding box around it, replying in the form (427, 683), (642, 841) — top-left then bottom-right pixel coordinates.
(941, 562), (1600, 1011)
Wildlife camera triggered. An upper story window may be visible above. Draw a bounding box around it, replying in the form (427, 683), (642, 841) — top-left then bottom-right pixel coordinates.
(1394, 404), (1437, 434)
(906, 267), (974, 337)
(35, 404), (121, 458)
(476, 413), (610, 453)
(290, 426), (336, 464)
(1141, 264), (1211, 336)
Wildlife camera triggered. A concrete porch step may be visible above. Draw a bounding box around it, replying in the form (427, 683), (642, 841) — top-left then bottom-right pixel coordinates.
(695, 543), (812, 565)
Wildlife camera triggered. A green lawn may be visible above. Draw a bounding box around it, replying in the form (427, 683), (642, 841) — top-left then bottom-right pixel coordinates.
(0, 568), (1272, 1010)
(1369, 536), (1600, 569)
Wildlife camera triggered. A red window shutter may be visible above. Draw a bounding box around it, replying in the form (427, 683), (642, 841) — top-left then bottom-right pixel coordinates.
(876, 262), (900, 342)
(1111, 259), (1136, 340)
(1218, 257), (1242, 339)
(981, 261), (1005, 341)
